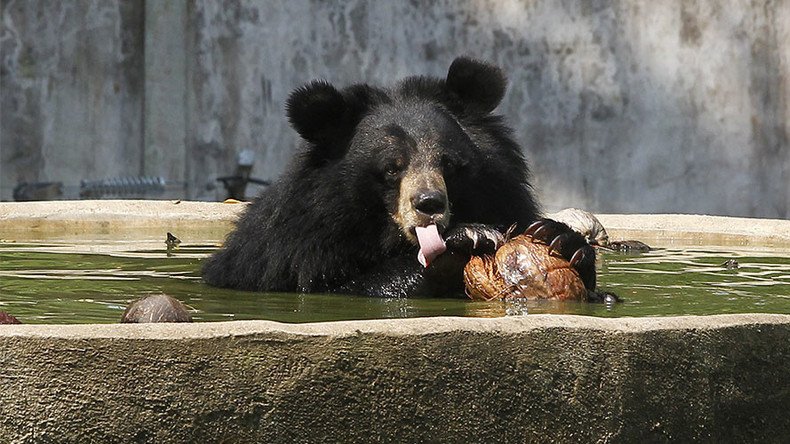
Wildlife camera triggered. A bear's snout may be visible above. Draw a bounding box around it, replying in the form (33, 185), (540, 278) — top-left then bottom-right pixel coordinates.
(412, 190), (447, 218)
(394, 166), (451, 243)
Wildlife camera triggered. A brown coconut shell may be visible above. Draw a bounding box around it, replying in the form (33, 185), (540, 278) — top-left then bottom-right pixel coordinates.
(0, 311), (22, 324)
(464, 234), (588, 301)
(121, 294), (193, 323)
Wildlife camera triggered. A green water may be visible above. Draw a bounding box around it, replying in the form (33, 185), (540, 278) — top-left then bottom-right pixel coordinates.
(1, 241), (789, 324)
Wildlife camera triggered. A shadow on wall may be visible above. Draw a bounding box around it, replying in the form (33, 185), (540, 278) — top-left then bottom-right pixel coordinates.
(471, 1), (788, 218)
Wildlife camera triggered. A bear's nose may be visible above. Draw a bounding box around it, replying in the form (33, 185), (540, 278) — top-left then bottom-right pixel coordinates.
(412, 191), (447, 216)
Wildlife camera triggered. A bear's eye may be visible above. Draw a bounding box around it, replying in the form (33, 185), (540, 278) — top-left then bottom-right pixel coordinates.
(384, 163), (400, 178)
(441, 154), (467, 173)
(381, 157), (407, 181)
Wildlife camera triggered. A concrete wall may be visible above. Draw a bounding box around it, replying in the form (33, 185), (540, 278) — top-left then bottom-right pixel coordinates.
(1, 0), (788, 217)
(1, 315), (789, 442)
(1, 0), (145, 198)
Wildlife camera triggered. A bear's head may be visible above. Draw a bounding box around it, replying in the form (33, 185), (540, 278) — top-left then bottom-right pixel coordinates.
(286, 57), (526, 254)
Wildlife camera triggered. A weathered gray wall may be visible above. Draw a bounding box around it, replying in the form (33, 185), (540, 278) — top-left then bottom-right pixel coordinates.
(2, 0), (789, 218)
(1, 0), (145, 198)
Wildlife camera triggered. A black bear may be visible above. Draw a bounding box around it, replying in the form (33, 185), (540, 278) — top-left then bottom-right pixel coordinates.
(202, 57), (595, 298)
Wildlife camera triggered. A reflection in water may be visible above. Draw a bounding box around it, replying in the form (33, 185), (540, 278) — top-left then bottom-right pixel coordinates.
(0, 242), (789, 324)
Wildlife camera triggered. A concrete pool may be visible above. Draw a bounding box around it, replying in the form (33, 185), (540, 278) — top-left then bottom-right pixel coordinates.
(1, 200), (789, 442)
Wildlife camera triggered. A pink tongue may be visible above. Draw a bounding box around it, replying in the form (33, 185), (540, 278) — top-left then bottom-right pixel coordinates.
(416, 224), (447, 267)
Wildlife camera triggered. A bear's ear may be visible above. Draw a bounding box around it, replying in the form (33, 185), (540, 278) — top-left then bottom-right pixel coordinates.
(446, 57), (507, 114)
(286, 80), (350, 146)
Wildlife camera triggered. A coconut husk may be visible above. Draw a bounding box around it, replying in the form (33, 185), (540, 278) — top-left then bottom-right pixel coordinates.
(464, 234), (588, 301)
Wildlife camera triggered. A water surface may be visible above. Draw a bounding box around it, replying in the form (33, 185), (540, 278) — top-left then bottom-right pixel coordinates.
(1, 241), (788, 324)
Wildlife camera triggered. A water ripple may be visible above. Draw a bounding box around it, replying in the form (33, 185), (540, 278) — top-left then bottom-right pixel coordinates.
(1, 243), (789, 323)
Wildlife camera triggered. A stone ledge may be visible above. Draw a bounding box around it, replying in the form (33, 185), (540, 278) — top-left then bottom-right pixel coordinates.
(2, 313), (788, 339)
(0, 200), (244, 241)
(2, 201), (790, 247)
(597, 213), (790, 248)
(1, 314), (788, 442)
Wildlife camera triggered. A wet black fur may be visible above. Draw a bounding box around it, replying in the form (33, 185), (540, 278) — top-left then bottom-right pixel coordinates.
(202, 57), (547, 297)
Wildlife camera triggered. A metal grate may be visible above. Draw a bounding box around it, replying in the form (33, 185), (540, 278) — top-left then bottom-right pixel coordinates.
(79, 176), (168, 199)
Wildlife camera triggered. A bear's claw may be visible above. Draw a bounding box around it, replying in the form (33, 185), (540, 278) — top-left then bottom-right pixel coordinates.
(445, 224), (505, 257)
(547, 232), (575, 257)
(524, 220), (548, 241)
(524, 218), (597, 290)
(569, 248), (586, 267)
